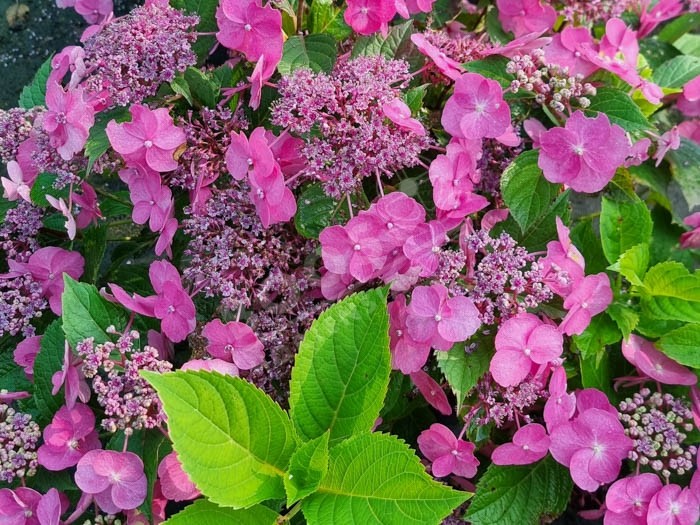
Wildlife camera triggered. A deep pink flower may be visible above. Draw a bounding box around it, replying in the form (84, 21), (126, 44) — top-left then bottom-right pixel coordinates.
(496, 0), (556, 38)
(157, 452), (200, 502)
(155, 211), (178, 259)
(429, 149), (488, 221)
(411, 370), (452, 416)
(549, 408), (633, 491)
(653, 127), (681, 167)
(36, 488), (65, 525)
(604, 474), (663, 525)
(248, 166), (297, 228)
(106, 104), (185, 173)
(678, 77), (700, 117)
(225, 128), (275, 181)
(647, 484), (700, 525)
(74, 0), (112, 24)
(2, 161), (32, 202)
(543, 366), (576, 431)
(319, 215), (386, 283)
(72, 182), (102, 230)
(388, 295), (431, 374)
(442, 73), (511, 140)
(490, 313), (563, 387)
(417, 423), (479, 478)
(599, 18), (639, 68)
(51, 341), (91, 409)
(0, 487), (42, 524)
(38, 403), (100, 471)
(126, 170), (173, 232)
(382, 99), (425, 136)
(216, 0), (283, 63)
(491, 423), (551, 465)
(482, 31), (552, 59)
(75, 450), (147, 513)
(639, 0), (684, 38)
(406, 284), (481, 351)
(403, 221), (448, 278)
(395, 0), (435, 17)
(539, 217), (586, 297)
(202, 319), (264, 370)
(680, 212), (700, 249)
(538, 111), (629, 193)
(43, 81), (94, 161)
(410, 33), (463, 81)
(543, 26), (598, 78)
(621, 334), (697, 386)
(153, 285), (195, 344)
(265, 130), (305, 177)
(320, 269), (355, 301)
(14, 336), (41, 380)
(365, 191), (425, 247)
(344, 0), (395, 36)
(559, 273), (613, 336)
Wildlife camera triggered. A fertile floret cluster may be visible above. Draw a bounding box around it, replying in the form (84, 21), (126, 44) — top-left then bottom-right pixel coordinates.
(0, 402), (41, 483)
(0, 108), (38, 163)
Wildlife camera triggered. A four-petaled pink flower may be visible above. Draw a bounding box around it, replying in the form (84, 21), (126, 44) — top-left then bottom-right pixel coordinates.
(490, 313), (563, 387)
(0, 487), (42, 524)
(647, 484), (700, 525)
(559, 273), (613, 336)
(543, 366), (576, 431)
(1, 160), (32, 202)
(621, 334), (697, 386)
(382, 99), (425, 136)
(442, 73), (511, 140)
(202, 319), (264, 370)
(403, 221), (448, 278)
(75, 450), (147, 514)
(216, 0), (283, 64)
(126, 170), (173, 232)
(344, 0), (395, 36)
(248, 165), (297, 228)
(429, 147), (488, 221)
(74, 0), (112, 24)
(417, 423), (479, 478)
(604, 474), (662, 525)
(539, 217), (585, 297)
(106, 104), (185, 174)
(157, 452), (200, 502)
(496, 0), (556, 38)
(38, 403), (101, 471)
(43, 81), (95, 161)
(388, 294), (432, 374)
(406, 283), (481, 351)
(538, 111), (630, 193)
(491, 423), (551, 465)
(225, 128), (275, 181)
(14, 335), (42, 380)
(72, 182), (102, 230)
(52, 341), (91, 409)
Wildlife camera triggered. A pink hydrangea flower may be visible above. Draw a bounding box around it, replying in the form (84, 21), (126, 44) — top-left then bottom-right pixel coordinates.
(1, 160), (32, 202)
(106, 104), (185, 173)
(225, 128), (275, 181)
(429, 149), (489, 222)
(75, 450), (147, 514)
(543, 366), (576, 431)
(216, 0), (283, 63)
(382, 99), (425, 136)
(202, 319), (264, 370)
(647, 484), (700, 525)
(411, 370), (452, 416)
(265, 130), (305, 177)
(680, 212), (700, 249)
(45, 195), (77, 240)
(43, 81), (94, 161)
(157, 452), (200, 502)
(74, 0), (112, 24)
(248, 166), (297, 228)
(417, 423), (479, 478)
(344, 0), (395, 36)
(491, 423), (551, 465)
(388, 295), (432, 374)
(604, 474), (663, 525)
(410, 33), (464, 82)
(14, 335), (41, 380)
(543, 26), (598, 78)
(395, 0), (435, 17)
(52, 341), (91, 409)
(0, 487), (42, 524)
(638, 0), (684, 38)
(496, 0), (556, 38)
(490, 313), (563, 387)
(180, 358), (239, 376)
(621, 334), (697, 386)
(406, 283), (481, 351)
(37, 403), (101, 471)
(36, 488), (65, 525)
(539, 217), (585, 297)
(126, 170), (173, 232)
(365, 191), (425, 247)
(549, 408), (633, 491)
(538, 111), (630, 193)
(442, 73), (511, 140)
(403, 221), (448, 278)
(72, 182), (102, 230)
(653, 127), (681, 167)
(559, 273), (613, 336)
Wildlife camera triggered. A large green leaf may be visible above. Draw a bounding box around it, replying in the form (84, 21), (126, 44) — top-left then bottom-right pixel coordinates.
(466, 457), (572, 525)
(464, 56), (514, 89)
(667, 138), (700, 214)
(308, 0), (352, 41)
(61, 276), (128, 347)
(640, 262), (700, 323)
(29, 173), (70, 207)
(295, 184), (338, 238)
(170, 0), (218, 63)
(164, 499), (280, 525)
(584, 87), (652, 132)
(606, 303), (640, 339)
(436, 343), (490, 412)
(81, 224), (108, 284)
(656, 324), (700, 369)
(599, 194), (653, 265)
(289, 288), (391, 446)
(658, 13), (700, 43)
(284, 431), (330, 505)
(653, 55), (700, 88)
(18, 56), (53, 109)
(279, 34), (337, 75)
(611, 243), (650, 286)
(302, 433), (469, 525)
(572, 313), (621, 361)
(351, 21), (413, 58)
(143, 371), (297, 508)
(84, 107), (131, 175)
(32, 321), (66, 424)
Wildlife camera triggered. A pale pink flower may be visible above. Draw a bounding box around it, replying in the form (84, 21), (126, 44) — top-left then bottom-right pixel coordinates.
(653, 127), (681, 167)
(14, 335), (41, 380)
(202, 319), (264, 370)
(417, 423), (479, 478)
(382, 99), (425, 136)
(344, 0), (395, 36)
(411, 370), (451, 416)
(559, 273), (613, 336)
(72, 182), (102, 230)
(216, 0), (283, 63)
(180, 358), (239, 376)
(491, 423), (550, 465)
(2, 161), (32, 202)
(638, 0), (684, 38)
(442, 73), (511, 140)
(680, 212), (700, 249)
(496, 0), (556, 38)
(45, 195), (77, 240)
(539, 217), (585, 297)
(43, 81), (94, 161)
(388, 294), (431, 374)
(604, 474), (662, 525)
(538, 111), (629, 193)
(37, 403), (100, 471)
(621, 334), (697, 386)
(157, 452), (200, 502)
(403, 221), (448, 278)
(647, 484), (700, 525)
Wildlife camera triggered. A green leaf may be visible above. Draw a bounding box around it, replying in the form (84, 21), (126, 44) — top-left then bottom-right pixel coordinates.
(640, 38), (682, 70)
(607, 303), (640, 339)
(308, 0), (352, 41)
(61, 276), (128, 347)
(29, 173), (70, 207)
(673, 33), (700, 57)
(599, 194), (653, 265)
(485, 6), (511, 46)
(640, 262), (700, 323)
(302, 433), (468, 525)
(658, 13), (700, 43)
(580, 349), (613, 396)
(84, 107), (131, 175)
(81, 224), (108, 284)
(0, 344), (32, 395)
(653, 55), (700, 88)
(18, 56), (53, 109)
(143, 371), (297, 508)
(32, 321), (66, 424)
(278, 34), (337, 76)
(284, 432), (330, 505)
(404, 85), (428, 114)
(656, 324), (700, 369)
(183, 67), (221, 108)
(611, 243), (650, 286)
(667, 138), (700, 213)
(466, 456), (572, 525)
(570, 220), (608, 275)
(436, 343), (490, 412)
(351, 21), (413, 59)
(289, 288), (391, 446)
(464, 56), (514, 89)
(170, 0), (218, 63)
(295, 184), (338, 238)
(170, 76), (194, 106)
(572, 313), (621, 361)
(164, 499), (280, 525)
(584, 87), (652, 132)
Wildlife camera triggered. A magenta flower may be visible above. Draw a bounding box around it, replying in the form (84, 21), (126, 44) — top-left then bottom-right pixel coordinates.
(248, 166), (297, 228)
(319, 215), (386, 283)
(538, 111), (629, 193)
(559, 273), (613, 336)
(403, 221), (448, 278)
(225, 128), (275, 181)
(543, 27), (598, 78)
(604, 474), (662, 525)
(491, 423), (551, 466)
(549, 408), (633, 491)
(621, 334), (697, 386)
(490, 313), (563, 387)
(52, 341), (91, 409)
(382, 99), (425, 136)
(72, 182), (102, 230)
(320, 269), (355, 301)
(639, 0), (684, 38)
(126, 170), (173, 232)
(14, 336), (41, 380)
(417, 423), (479, 478)
(45, 195), (77, 240)
(388, 295), (432, 374)
(202, 319), (264, 370)
(157, 452), (200, 502)
(1, 160), (32, 202)
(36, 488), (64, 525)
(539, 217), (586, 297)
(180, 358), (239, 376)
(680, 212), (700, 249)
(429, 150), (488, 221)
(216, 0), (283, 63)
(0, 487), (42, 524)
(406, 284), (481, 351)
(653, 127), (681, 167)
(410, 33), (463, 82)
(411, 370), (452, 416)
(647, 484), (700, 525)
(37, 403), (100, 471)
(442, 73), (511, 140)
(395, 0), (435, 17)
(543, 366), (576, 431)
(366, 191), (425, 247)
(75, 450), (147, 514)
(599, 18), (639, 68)
(496, 0), (556, 38)
(265, 130), (305, 177)
(344, 0), (395, 36)
(74, 0), (112, 24)
(43, 81), (94, 161)
(106, 104), (185, 173)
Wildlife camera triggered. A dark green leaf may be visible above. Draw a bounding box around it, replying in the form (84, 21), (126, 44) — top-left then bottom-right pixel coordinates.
(295, 184), (338, 238)
(404, 85), (428, 114)
(81, 224), (108, 284)
(584, 87), (652, 132)
(184, 67), (220, 108)
(485, 6), (511, 45)
(464, 56), (514, 89)
(32, 321), (66, 424)
(351, 21), (413, 59)
(18, 56), (53, 109)
(29, 173), (70, 207)
(170, 0), (218, 63)
(653, 55), (700, 88)
(436, 343), (490, 412)
(572, 313), (621, 361)
(667, 138), (700, 215)
(639, 38), (681, 70)
(278, 34), (337, 76)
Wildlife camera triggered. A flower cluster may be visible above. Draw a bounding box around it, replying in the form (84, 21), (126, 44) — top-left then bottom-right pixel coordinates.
(0, 273), (46, 337)
(0, 107), (38, 163)
(0, 402), (41, 483)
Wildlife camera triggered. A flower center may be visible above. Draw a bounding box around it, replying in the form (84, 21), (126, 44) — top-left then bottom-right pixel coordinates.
(360, 7), (368, 14)
(353, 244), (361, 251)
(670, 503), (680, 515)
(386, 222), (394, 229)
(247, 157), (254, 166)
(431, 246), (440, 253)
(396, 329), (403, 337)
(522, 444), (529, 451)
(244, 23), (252, 31)
(143, 140), (153, 149)
(572, 145), (584, 156)
(523, 347), (531, 356)
(167, 305), (175, 314)
(55, 112), (67, 124)
(592, 442), (604, 457)
(581, 301), (588, 309)
(434, 314), (442, 322)
(68, 438), (79, 450)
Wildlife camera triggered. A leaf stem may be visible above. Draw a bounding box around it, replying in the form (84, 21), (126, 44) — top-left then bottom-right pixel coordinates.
(296, 0), (305, 32)
(278, 501), (302, 523)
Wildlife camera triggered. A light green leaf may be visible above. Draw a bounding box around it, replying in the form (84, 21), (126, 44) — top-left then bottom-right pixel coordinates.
(19, 56), (53, 109)
(606, 303), (640, 339)
(466, 457), (572, 525)
(308, 0), (352, 41)
(278, 34), (337, 76)
(656, 324), (700, 369)
(32, 321), (66, 424)
(302, 433), (469, 525)
(464, 56), (514, 89)
(653, 55), (700, 88)
(61, 276), (128, 347)
(351, 21), (413, 58)
(164, 499), (280, 525)
(610, 243), (650, 286)
(580, 349), (613, 396)
(584, 87), (652, 132)
(640, 38), (682, 70)
(294, 184), (338, 238)
(640, 262), (700, 323)
(572, 313), (621, 361)
(284, 432), (330, 505)
(289, 288), (391, 446)
(658, 13), (700, 43)
(600, 194), (653, 265)
(674, 33), (700, 57)
(436, 343), (490, 412)
(143, 371), (297, 508)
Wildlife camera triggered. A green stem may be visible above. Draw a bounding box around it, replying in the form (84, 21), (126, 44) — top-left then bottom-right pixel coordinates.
(278, 502), (302, 524)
